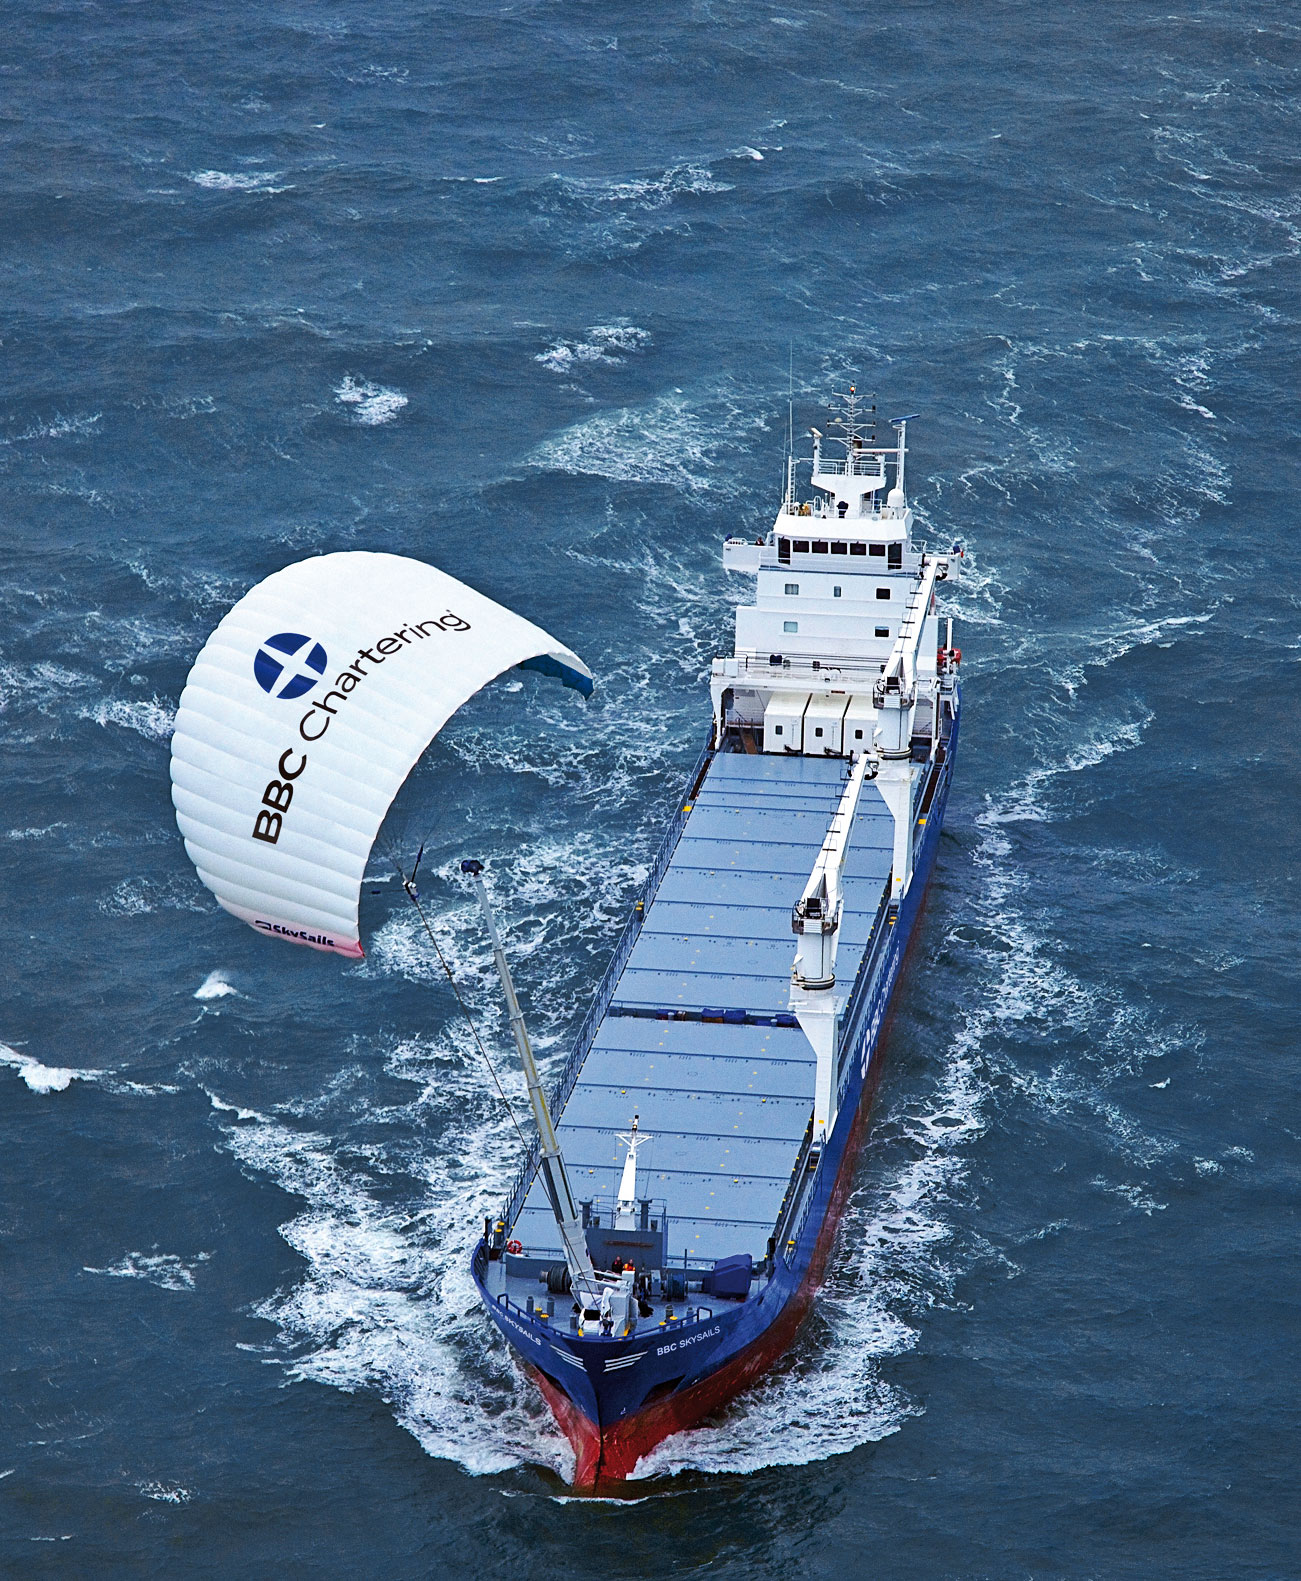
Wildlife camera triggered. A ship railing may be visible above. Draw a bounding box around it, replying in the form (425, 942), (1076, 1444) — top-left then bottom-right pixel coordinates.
(783, 500), (899, 520)
(811, 456), (889, 478)
(729, 653), (893, 684)
(492, 1286), (715, 1336)
(765, 1108), (817, 1271)
(500, 733), (717, 1231)
(836, 877), (895, 1093)
(783, 1148), (826, 1264)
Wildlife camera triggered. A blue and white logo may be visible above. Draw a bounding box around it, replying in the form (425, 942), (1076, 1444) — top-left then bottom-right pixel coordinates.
(253, 633), (328, 700)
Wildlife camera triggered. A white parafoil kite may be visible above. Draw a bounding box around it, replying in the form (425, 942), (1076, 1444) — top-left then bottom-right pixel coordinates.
(170, 551), (592, 958)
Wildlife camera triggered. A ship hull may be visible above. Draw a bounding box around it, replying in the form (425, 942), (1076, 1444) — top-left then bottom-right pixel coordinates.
(474, 716), (958, 1488)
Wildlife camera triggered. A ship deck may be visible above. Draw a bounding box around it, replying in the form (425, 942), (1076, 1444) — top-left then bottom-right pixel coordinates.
(514, 750), (897, 1271)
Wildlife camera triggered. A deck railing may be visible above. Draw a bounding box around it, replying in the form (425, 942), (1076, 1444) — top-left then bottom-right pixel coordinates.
(499, 733), (717, 1232)
(767, 1107), (817, 1269)
(811, 457), (889, 479)
(783, 1146), (826, 1265)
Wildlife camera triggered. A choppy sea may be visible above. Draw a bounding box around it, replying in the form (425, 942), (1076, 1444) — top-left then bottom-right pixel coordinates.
(2, 2), (1297, 1575)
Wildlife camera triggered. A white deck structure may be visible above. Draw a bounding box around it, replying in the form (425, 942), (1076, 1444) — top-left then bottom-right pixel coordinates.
(711, 393), (961, 1140)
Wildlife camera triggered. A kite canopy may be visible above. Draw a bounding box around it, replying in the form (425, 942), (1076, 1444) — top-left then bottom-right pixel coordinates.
(169, 551), (592, 958)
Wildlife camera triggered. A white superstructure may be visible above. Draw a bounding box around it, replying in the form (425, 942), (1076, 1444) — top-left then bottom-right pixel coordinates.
(711, 392), (957, 776)
(711, 392), (962, 1143)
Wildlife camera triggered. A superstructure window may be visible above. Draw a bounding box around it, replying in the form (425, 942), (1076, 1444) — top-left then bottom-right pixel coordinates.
(850, 543), (866, 556)
(853, 728), (864, 740)
(875, 626), (890, 637)
(876, 587), (890, 600)
(785, 582), (799, 595)
(869, 543), (885, 558)
(812, 541), (828, 554)
(783, 620), (798, 633)
(832, 586), (842, 598)
(814, 727), (824, 738)
(773, 724), (784, 736)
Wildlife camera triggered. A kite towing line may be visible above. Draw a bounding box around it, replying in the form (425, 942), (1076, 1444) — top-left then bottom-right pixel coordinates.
(461, 859), (602, 1309)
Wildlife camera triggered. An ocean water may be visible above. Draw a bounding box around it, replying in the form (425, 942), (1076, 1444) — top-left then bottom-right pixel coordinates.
(2, 2), (1297, 1575)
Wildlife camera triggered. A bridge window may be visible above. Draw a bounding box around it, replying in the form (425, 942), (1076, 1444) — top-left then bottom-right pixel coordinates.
(869, 543), (885, 557)
(831, 541), (847, 554)
(888, 542), (902, 568)
(850, 542), (866, 556)
(793, 539), (810, 553)
(876, 626), (890, 637)
(811, 541), (828, 554)
(785, 582), (799, 595)
(876, 587), (890, 600)
(783, 620), (798, 633)
(778, 537), (791, 563)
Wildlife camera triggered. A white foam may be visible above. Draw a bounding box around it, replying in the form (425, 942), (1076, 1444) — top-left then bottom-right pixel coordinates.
(195, 971), (239, 1000)
(0, 1044), (102, 1093)
(1094, 1179), (1168, 1216)
(535, 322), (650, 374)
(982, 707), (1155, 827)
(528, 382), (767, 495)
(218, 1093), (573, 1480)
(632, 1040), (988, 1481)
(98, 876), (207, 917)
(0, 411), (101, 446)
(334, 376), (409, 426)
(78, 695), (175, 742)
(556, 163), (731, 213)
(188, 169), (292, 193)
(137, 1483), (192, 1504)
(205, 1089), (268, 1123)
(83, 1250), (211, 1291)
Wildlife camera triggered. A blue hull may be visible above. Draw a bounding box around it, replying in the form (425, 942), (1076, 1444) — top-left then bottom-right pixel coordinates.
(472, 705), (959, 1484)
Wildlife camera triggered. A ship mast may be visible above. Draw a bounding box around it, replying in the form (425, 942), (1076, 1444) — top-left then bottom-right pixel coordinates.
(461, 860), (601, 1306)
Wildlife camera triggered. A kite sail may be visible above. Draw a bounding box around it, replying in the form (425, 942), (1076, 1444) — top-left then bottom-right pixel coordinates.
(169, 550), (592, 958)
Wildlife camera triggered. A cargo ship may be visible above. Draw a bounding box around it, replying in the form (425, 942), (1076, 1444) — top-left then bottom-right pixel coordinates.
(471, 393), (962, 1487)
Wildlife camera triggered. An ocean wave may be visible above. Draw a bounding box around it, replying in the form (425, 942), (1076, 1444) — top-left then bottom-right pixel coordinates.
(0, 1044), (104, 1093)
(188, 169), (292, 193)
(550, 163), (732, 214)
(334, 376), (409, 426)
(194, 971), (239, 1001)
(98, 876), (208, 917)
(528, 383), (769, 494)
(218, 1086), (573, 1480)
(0, 411), (101, 446)
(0, 659), (90, 721)
(83, 1250), (211, 1291)
(137, 1482), (193, 1504)
(535, 323), (650, 374)
(78, 695), (175, 742)
(981, 707), (1155, 826)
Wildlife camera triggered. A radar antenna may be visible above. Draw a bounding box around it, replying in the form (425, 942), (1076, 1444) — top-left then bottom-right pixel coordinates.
(829, 383), (877, 454)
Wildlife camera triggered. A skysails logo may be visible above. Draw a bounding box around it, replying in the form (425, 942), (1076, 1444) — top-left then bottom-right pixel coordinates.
(254, 633), (329, 700)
